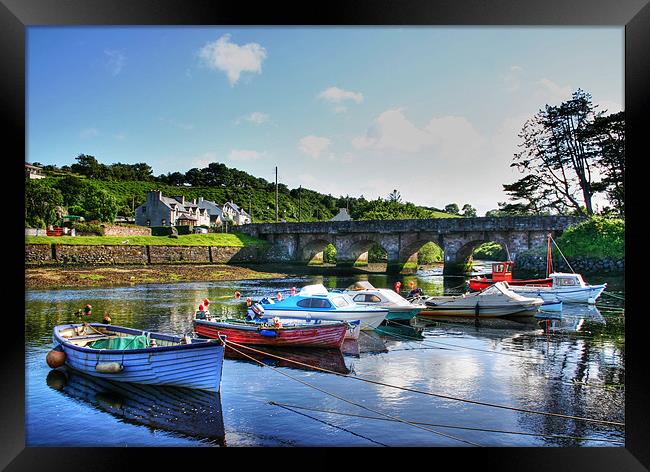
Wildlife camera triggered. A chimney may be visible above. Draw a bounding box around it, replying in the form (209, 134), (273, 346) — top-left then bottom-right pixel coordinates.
(149, 190), (162, 203)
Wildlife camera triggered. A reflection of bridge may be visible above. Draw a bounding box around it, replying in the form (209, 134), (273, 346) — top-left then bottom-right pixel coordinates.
(238, 216), (585, 274)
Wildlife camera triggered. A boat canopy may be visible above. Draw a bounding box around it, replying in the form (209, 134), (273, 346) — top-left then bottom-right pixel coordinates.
(485, 282), (539, 301)
(298, 284), (330, 297)
(346, 281), (376, 291)
(549, 273), (587, 287)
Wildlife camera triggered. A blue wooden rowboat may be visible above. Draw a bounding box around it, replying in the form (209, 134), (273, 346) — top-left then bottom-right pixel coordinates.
(51, 323), (225, 392)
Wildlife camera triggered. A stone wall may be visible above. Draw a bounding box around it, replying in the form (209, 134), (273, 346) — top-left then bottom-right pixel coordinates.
(101, 225), (152, 236)
(25, 243), (264, 265)
(514, 253), (624, 275)
(55, 245), (149, 264)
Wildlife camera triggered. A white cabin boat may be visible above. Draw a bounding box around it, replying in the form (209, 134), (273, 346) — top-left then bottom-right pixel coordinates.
(507, 273), (606, 304)
(341, 281), (424, 321)
(417, 282), (544, 318)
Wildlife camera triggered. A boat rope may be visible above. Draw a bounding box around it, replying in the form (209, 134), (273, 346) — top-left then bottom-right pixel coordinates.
(601, 291), (625, 301)
(268, 401), (625, 445)
(221, 338), (483, 446)
(222, 339), (625, 427)
(269, 402), (391, 447)
(550, 236), (575, 274)
(379, 319), (546, 361)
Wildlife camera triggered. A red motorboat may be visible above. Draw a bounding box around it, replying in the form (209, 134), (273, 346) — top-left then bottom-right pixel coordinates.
(469, 236), (554, 291)
(193, 317), (349, 349)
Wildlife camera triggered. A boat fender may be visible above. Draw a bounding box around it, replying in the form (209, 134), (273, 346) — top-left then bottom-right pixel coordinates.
(203, 297), (210, 307)
(95, 362), (124, 373)
(46, 346), (66, 369)
(259, 329), (278, 337)
(277, 292), (283, 301)
(246, 297), (252, 307)
(272, 317), (283, 328)
(290, 287), (296, 296)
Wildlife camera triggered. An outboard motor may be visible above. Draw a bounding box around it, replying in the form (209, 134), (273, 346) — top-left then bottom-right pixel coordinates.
(246, 303), (266, 321)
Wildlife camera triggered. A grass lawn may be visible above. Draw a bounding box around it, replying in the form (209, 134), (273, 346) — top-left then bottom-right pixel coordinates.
(25, 232), (267, 247)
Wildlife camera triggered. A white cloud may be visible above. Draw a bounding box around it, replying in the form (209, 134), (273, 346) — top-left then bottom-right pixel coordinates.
(236, 112), (270, 125)
(595, 99), (623, 114)
(298, 135), (331, 159)
(351, 108), (434, 153)
(80, 128), (99, 139)
(114, 132), (127, 141)
(198, 34), (267, 85)
(318, 86), (364, 104)
(104, 49), (126, 76)
(534, 78), (573, 104)
(228, 149), (265, 161)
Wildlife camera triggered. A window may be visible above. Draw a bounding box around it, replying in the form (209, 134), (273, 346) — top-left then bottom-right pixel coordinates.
(557, 278), (576, 286)
(146, 220), (151, 226)
(161, 219), (166, 226)
(297, 299), (311, 308)
(494, 263), (504, 273)
(353, 294), (380, 303)
(311, 298), (332, 308)
(330, 296), (350, 308)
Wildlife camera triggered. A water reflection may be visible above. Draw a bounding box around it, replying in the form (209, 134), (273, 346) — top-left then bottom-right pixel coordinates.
(46, 367), (225, 446)
(27, 269), (625, 447)
(224, 345), (350, 374)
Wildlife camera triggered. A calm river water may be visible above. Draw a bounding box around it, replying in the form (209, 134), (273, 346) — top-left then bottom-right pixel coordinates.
(25, 264), (625, 447)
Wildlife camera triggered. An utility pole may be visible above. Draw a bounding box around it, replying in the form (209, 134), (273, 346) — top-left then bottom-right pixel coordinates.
(298, 185), (302, 222)
(275, 166), (279, 223)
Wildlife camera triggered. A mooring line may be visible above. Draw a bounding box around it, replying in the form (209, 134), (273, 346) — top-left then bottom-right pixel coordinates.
(270, 402), (391, 447)
(222, 339), (483, 446)
(223, 339), (625, 428)
(269, 401), (625, 445)
(379, 319), (547, 361)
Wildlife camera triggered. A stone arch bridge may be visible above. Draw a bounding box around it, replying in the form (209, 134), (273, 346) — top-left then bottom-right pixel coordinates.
(237, 216), (585, 274)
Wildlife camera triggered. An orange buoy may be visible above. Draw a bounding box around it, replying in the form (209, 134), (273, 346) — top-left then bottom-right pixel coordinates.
(234, 291), (241, 299)
(46, 348), (66, 369)
(408, 281), (415, 289)
(203, 297), (210, 306)
(277, 292), (283, 301)
(246, 297), (252, 307)
(84, 304), (92, 317)
(290, 287), (296, 296)
(394, 281), (402, 293)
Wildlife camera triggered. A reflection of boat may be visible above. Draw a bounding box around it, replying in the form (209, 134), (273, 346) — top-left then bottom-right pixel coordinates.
(224, 345), (350, 374)
(469, 261), (553, 291)
(340, 281), (423, 321)
(416, 282), (544, 318)
(46, 368), (225, 445)
(508, 274), (607, 304)
(539, 299), (563, 312)
(257, 284), (388, 331)
(52, 323), (224, 391)
(375, 323), (425, 340)
(193, 317), (349, 349)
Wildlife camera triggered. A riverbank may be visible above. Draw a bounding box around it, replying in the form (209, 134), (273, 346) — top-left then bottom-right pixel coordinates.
(25, 264), (288, 290)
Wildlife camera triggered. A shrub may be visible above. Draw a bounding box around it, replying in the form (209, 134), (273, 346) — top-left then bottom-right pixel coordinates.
(473, 242), (507, 260)
(72, 222), (104, 235)
(418, 242), (444, 264)
(151, 226), (172, 236)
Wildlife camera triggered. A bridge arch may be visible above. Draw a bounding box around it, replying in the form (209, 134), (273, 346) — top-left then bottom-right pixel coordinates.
(337, 236), (388, 268)
(301, 238), (336, 265)
(397, 238), (445, 273)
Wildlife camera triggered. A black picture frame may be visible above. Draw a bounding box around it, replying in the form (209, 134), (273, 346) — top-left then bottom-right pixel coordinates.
(5, 0), (648, 469)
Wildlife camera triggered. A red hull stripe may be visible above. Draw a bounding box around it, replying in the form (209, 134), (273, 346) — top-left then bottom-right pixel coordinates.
(193, 323), (347, 349)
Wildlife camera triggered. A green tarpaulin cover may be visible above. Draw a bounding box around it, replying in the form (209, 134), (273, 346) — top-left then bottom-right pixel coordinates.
(89, 335), (149, 350)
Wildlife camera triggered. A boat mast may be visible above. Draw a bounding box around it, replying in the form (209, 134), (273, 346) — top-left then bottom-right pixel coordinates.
(546, 234), (553, 278)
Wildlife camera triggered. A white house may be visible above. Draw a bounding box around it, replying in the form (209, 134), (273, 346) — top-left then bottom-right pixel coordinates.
(222, 201), (252, 225)
(330, 208), (352, 221)
(135, 191), (211, 227)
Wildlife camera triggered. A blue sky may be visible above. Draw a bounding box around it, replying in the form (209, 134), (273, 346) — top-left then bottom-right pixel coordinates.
(27, 27), (623, 214)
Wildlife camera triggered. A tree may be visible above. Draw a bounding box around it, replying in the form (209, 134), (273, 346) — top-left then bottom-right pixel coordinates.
(461, 204), (477, 217)
(444, 203), (459, 215)
(388, 189), (402, 203)
(25, 180), (64, 227)
(582, 111), (625, 216)
(70, 154), (109, 179)
(507, 89), (603, 216)
(79, 184), (120, 222)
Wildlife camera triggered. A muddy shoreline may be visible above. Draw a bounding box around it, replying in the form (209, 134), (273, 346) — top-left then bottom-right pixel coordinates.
(25, 264), (289, 290)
